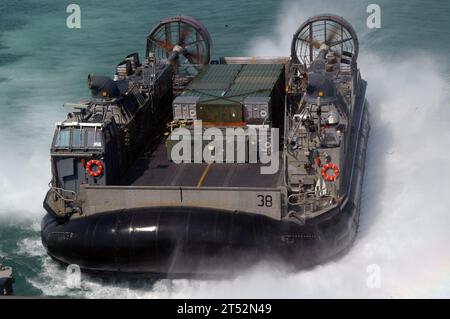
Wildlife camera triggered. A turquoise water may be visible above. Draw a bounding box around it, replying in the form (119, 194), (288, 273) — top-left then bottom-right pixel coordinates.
(0, 0), (449, 298)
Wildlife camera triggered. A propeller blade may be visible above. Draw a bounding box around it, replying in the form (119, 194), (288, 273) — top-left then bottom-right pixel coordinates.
(184, 39), (204, 47)
(329, 37), (353, 47)
(325, 28), (339, 45)
(183, 50), (198, 64)
(178, 25), (191, 46)
(181, 50), (199, 71)
(299, 37), (321, 49)
(155, 40), (174, 52)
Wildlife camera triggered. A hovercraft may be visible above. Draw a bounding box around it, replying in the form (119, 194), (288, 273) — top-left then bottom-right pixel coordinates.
(42, 15), (369, 277)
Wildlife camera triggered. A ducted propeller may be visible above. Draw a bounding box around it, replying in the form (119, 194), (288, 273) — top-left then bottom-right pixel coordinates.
(291, 14), (359, 67)
(146, 16), (212, 74)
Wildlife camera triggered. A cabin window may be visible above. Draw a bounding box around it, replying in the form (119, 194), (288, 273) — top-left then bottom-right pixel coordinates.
(72, 129), (83, 147)
(87, 129), (103, 147)
(55, 129), (70, 147)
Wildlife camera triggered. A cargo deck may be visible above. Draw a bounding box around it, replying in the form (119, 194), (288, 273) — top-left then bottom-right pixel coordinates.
(120, 142), (284, 188)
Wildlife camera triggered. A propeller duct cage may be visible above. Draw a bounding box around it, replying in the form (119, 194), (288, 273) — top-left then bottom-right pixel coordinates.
(146, 16), (212, 76)
(291, 14), (359, 69)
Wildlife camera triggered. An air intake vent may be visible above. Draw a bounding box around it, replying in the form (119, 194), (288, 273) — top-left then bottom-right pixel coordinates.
(116, 60), (132, 80)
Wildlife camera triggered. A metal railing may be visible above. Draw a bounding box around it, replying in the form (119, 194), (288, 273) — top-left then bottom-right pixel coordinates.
(48, 182), (77, 203)
(288, 191), (335, 216)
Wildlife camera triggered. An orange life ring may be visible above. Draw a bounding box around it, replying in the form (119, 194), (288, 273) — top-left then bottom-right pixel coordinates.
(321, 162), (339, 182)
(86, 159), (103, 177)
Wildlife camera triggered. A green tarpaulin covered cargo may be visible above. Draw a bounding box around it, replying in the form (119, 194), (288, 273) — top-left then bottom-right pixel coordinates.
(173, 64), (285, 124)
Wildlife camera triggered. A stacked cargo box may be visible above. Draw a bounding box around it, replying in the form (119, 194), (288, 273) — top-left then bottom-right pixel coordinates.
(167, 63), (285, 162)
